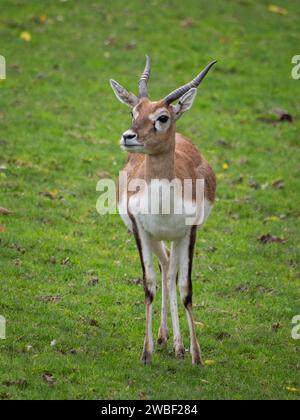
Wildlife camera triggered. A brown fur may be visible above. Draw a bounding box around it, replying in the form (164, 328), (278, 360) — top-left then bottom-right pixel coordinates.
(119, 133), (216, 203)
(118, 97), (216, 203)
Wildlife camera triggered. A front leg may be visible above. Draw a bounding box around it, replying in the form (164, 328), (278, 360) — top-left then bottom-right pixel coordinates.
(129, 214), (156, 365)
(151, 239), (169, 348)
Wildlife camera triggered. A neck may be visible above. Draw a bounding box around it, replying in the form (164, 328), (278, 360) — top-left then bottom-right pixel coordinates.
(145, 139), (175, 183)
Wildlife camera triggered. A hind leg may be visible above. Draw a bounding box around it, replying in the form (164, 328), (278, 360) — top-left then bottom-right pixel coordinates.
(178, 227), (204, 367)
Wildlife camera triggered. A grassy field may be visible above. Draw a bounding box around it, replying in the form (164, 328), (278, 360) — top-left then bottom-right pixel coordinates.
(0, 0), (299, 400)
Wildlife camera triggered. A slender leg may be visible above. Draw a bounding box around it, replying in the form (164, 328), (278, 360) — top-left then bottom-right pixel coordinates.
(178, 227), (204, 367)
(130, 215), (156, 365)
(151, 240), (169, 348)
(169, 241), (185, 358)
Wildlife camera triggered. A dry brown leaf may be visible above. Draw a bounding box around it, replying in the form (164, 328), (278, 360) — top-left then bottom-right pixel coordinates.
(61, 257), (70, 266)
(0, 225), (6, 233)
(235, 284), (250, 293)
(258, 234), (286, 244)
(272, 322), (281, 332)
(42, 372), (56, 387)
(256, 285), (276, 294)
(37, 295), (61, 303)
(88, 277), (99, 287)
(97, 170), (111, 179)
(180, 17), (194, 28)
(3, 379), (28, 388)
(128, 278), (143, 286)
(125, 41), (137, 50)
(272, 179), (285, 190)
(0, 207), (12, 215)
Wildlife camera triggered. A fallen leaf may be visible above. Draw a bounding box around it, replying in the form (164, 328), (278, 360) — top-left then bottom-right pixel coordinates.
(223, 163), (229, 170)
(103, 36), (117, 47)
(249, 178), (260, 190)
(97, 170), (111, 179)
(233, 176), (244, 184)
(258, 234), (286, 244)
(268, 5), (288, 16)
(204, 360), (216, 366)
(272, 322), (281, 332)
(3, 379), (27, 389)
(274, 108), (292, 122)
(125, 41), (137, 50)
(42, 373), (56, 387)
(20, 31), (31, 42)
(216, 139), (230, 147)
(195, 321), (205, 328)
(286, 387), (298, 393)
(127, 278), (142, 286)
(180, 17), (194, 28)
(39, 15), (47, 23)
(139, 391), (147, 400)
(88, 277), (99, 287)
(207, 245), (217, 253)
(272, 179), (285, 189)
(49, 256), (57, 264)
(0, 207), (12, 215)
(61, 257), (70, 266)
(37, 295), (61, 303)
(256, 285), (276, 294)
(216, 332), (231, 341)
(235, 284), (250, 293)
(264, 215), (279, 222)
(0, 225), (6, 233)
(259, 108), (293, 124)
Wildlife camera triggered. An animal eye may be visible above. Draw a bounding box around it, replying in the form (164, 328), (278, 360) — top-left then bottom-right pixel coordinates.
(157, 115), (169, 123)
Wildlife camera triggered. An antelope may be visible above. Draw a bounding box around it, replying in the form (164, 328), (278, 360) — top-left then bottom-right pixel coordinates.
(110, 56), (217, 366)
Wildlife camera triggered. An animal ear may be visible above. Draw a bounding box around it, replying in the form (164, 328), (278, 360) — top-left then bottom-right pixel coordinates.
(172, 88), (197, 120)
(110, 79), (138, 108)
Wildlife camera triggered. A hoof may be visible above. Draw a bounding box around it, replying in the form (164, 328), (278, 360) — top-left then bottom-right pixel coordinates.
(191, 347), (204, 367)
(157, 335), (168, 349)
(192, 357), (205, 368)
(141, 350), (152, 365)
(174, 345), (185, 359)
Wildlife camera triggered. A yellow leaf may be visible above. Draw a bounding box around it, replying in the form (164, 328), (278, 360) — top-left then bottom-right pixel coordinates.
(286, 387), (298, 393)
(20, 32), (32, 42)
(204, 360), (216, 366)
(223, 163), (229, 170)
(264, 216), (279, 222)
(50, 189), (59, 198)
(39, 15), (47, 23)
(268, 5), (288, 16)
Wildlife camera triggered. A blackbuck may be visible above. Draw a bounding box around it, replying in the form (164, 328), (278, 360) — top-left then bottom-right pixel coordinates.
(110, 56), (217, 366)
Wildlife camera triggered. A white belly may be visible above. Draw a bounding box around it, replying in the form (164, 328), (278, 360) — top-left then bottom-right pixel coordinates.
(119, 184), (212, 241)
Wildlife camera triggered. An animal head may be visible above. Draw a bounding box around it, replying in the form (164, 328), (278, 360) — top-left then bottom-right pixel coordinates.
(110, 56), (217, 155)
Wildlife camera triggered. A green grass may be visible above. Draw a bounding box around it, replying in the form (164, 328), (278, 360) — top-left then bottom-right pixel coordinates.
(0, 0), (300, 400)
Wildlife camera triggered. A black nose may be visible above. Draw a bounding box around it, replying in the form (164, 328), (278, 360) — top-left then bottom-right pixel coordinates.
(123, 133), (137, 142)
